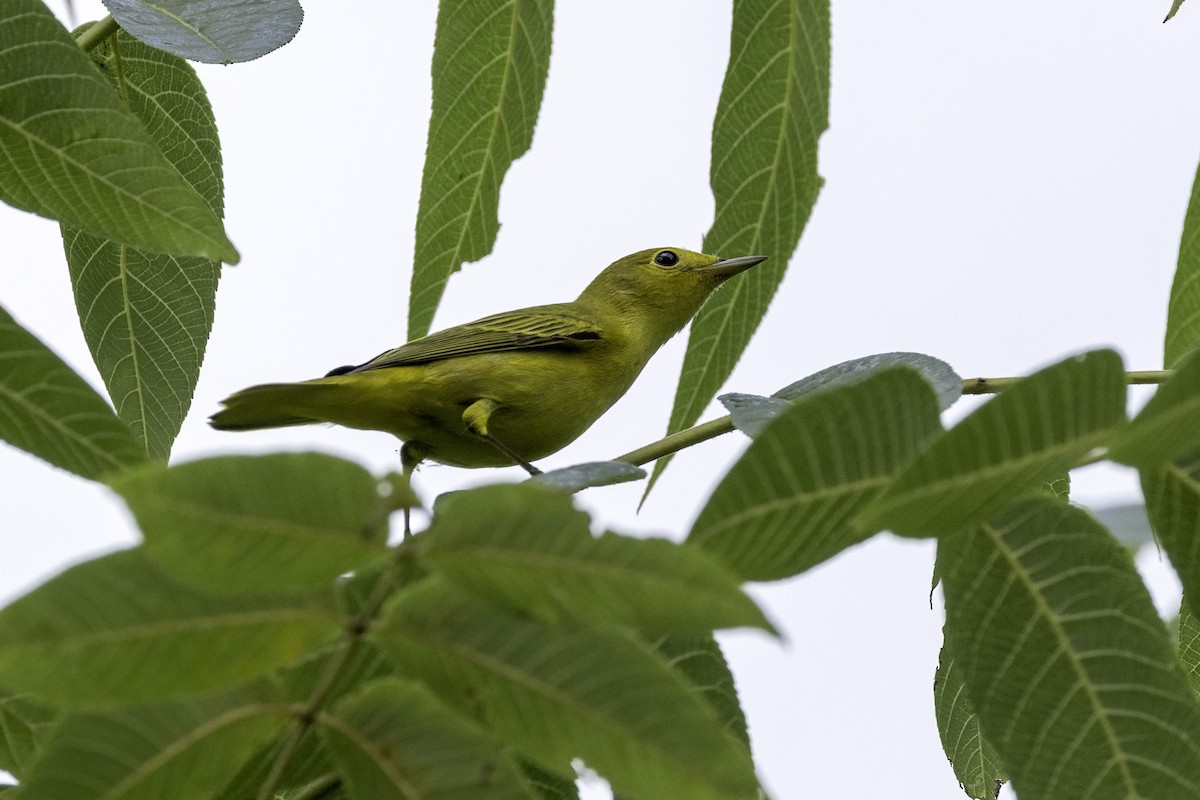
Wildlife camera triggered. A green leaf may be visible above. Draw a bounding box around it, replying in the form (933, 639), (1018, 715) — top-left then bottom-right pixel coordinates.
(371, 580), (759, 800)
(0, 690), (56, 780)
(1040, 473), (1071, 502)
(103, 0), (303, 64)
(0, 549), (343, 705)
(651, 0), (830, 493)
(859, 350), (1127, 538)
(521, 761), (579, 800)
(528, 461), (646, 493)
(421, 484), (772, 635)
(111, 453), (390, 594)
(16, 685), (283, 800)
(407, 0), (554, 339)
(652, 635), (752, 752)
(0, 1), (237, 261)
(63, 28), (224, 461)
(1110, 350), (1200, 466)
(940, 498), (1200, 799)
(1167, 157), (1200, 365)
(319, 678), (537, 800)
(689, 368), (941, 580)
(933, 647), (1006, 800)
(1180, 597), (1200, 696)
(0, 304), (144, 480)
(1141, 446), (1200, 610)
(1165, 0), (1187, 22)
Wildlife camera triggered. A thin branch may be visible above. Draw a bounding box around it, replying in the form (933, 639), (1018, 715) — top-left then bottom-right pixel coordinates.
(963, 369), (1172, 394)
(615, 369), (1176, 467)
(616, 415), (734, 467)
(74, 15), (119, 52)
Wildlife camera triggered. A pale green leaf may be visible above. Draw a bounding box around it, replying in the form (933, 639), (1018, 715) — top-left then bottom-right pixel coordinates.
(407, 0), (554, 338)
(0, 690), (56, 780)
(1167, 157), (1200, 365)
(320, 678), (537, 800)
(933, 647), (1006, 800)
(1110, 350), (1200, 466)
(0, 1), (237, 261)
(1141, 446), (1200, 609)
(528, 461), (646, 493)
(650, 0), (829, 493)
(372, 580), (759, 800)
(775, 351), (962, 409)
(421, 484), (772, 634)
(16, 685), (283, 800)
(718, 393), (789, 438)
(722, 353), (961, 438)
(0, 549), (343, 705)
(102, 0), (303, 64)
(1180, 598), (1200, 696)
(940, 498), (1200, 799)
(0, 304), (144, 480)
(859, 350), (1127, 538)
(1165, 0), (1187, 21)
(63, 29), (224, 461)
(112, 453), (390, 594)
(689, 368), (941, 580)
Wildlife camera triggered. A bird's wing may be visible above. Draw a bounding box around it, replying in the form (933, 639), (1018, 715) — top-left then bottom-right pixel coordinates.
(348, 305), (604, 372)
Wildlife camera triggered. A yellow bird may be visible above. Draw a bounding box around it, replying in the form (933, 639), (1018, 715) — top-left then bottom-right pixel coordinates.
(210, 248), (765, 474)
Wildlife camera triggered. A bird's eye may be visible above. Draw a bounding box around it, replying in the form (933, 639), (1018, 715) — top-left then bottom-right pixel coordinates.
(654, 250), (679, 267)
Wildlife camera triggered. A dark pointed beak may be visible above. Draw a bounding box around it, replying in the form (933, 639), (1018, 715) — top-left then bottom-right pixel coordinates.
(696, 254), (767, 278)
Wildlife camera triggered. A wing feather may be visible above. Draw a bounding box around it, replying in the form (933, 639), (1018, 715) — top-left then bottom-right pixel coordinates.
(347, 304), (603, 372)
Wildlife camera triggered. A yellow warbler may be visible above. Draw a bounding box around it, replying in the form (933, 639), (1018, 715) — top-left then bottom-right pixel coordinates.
(210, 247), (765, 473)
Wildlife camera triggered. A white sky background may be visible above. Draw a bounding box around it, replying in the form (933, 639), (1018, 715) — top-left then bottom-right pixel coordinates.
(4, 1), (1200, 797)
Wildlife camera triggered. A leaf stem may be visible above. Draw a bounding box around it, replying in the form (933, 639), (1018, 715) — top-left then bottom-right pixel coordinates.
(285, 773), (342, 800)
(74, 15), (119, 52)
(616, 369), (1175, 467)
(256, 550), (412, 799)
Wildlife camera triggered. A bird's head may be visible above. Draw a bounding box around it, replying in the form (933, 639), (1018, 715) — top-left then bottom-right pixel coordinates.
(577, 247), (767, 339)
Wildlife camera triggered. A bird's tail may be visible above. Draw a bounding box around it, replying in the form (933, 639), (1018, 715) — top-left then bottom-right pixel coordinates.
(209, 381), (341, 431)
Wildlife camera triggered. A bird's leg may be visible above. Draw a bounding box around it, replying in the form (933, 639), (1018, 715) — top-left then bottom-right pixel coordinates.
(462, 398), (542, 476)
(399, 441), (427, 538)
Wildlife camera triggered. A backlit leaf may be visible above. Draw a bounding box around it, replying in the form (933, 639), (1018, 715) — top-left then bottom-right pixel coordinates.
(407, 0), (554, 338)
(940, 498), (1200, 799)
(0, 1), (237, 260)
(0, 304), (143, 480)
